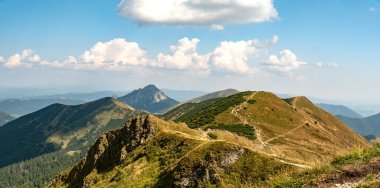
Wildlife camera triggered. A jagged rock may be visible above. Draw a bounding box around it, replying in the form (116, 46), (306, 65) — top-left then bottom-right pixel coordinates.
(51, 115), (157, 188)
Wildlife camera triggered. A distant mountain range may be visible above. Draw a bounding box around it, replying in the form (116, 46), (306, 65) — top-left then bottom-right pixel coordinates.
(161, 89), (206, 102)
(0, 91), (123, 117)
(185, 88), (240, 103)
(337, 113), (380, 138)
(0, 111), (14, 126)
(117, 85), (179, 113)
(317, 103), (363, 118)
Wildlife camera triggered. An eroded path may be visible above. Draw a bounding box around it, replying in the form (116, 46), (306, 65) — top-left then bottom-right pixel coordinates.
(229, 92), (311, 168)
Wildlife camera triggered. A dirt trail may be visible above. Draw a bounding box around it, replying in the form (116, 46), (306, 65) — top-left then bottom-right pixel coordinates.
(231, 92), (267, 149)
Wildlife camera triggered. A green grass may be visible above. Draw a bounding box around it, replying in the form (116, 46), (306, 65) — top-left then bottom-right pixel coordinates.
(272, 143), (380, 187)
(207, 124), (256, 141)
(179, 91), (252, 128)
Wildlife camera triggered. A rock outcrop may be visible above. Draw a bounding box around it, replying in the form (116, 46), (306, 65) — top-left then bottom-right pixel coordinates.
(51, 115), (157, 187)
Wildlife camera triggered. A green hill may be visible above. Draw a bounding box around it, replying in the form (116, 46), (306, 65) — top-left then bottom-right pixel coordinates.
(0, 97), (146, 187)
(0, 111), (14, 126)
(164, 91), (368, 166)
(49, 91), (368, 188)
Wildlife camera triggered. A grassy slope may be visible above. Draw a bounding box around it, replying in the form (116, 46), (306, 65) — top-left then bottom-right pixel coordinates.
(49, 91), (370, 187)
(0, 98), (146, 187)
(50, 116), (295, 188)
(164, 91), (369, 167)
(273, 142), (380, 187)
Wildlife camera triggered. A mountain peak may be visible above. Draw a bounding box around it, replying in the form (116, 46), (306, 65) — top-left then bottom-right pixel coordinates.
(118, 85), (179, 113)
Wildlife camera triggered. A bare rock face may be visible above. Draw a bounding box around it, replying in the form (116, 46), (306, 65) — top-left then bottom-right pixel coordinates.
(51, 115), (157, 187)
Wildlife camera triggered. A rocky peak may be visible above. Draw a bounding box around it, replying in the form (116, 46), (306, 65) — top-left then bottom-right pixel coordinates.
(52, 115), (157, 187)
(117, 85), (179, 113)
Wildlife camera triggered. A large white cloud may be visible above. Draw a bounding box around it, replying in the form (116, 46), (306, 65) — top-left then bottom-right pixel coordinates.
(118, 0), (278, 28)
(263, 49), (306, 73)
(210, 36), (278, 74)
(2, 49), (40, 68)
(2, 36), (311, 77)
(156, 37), (209, 70)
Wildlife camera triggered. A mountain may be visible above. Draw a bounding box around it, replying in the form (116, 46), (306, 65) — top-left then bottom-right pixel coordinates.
(317, 103), (362, 118)
(50, 91), (368, 187)
(185, 88), (240, 103)
(337, 113), (380, 138)
(0, 91), (122, 117)
(161, 89), (206, 102)
(0, 111), (14, 126)
(0, 98), (146, 187)
(117, 85), (179, 113)
(163, 91), (368, 166)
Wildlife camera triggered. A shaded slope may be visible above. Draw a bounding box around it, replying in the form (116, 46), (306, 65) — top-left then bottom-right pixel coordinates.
(118, 85), (179, 113)
(0, 97), (146, 168)
(0, 111), (14, 126)
(317, 103), (362, 118)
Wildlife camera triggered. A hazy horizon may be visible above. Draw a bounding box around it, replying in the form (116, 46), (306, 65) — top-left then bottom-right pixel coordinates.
(1, 0), (379, 104)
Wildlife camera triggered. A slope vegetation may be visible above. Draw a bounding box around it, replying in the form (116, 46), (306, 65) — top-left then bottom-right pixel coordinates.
(49, 115), (295, 188)
(0, 98), (146, 187)
(165, 91), (368, 166)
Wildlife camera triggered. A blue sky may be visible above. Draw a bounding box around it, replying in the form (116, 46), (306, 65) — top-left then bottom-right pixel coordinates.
(0, 0), (379, 104)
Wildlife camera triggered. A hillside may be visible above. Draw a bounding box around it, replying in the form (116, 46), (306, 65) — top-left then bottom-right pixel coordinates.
(164, 91), (368, 166)
(0, 111), (14, 126)
(49, 115), (295, 188)
(337, 113), (380, 138)
(50, 91), (368, 187)
(185, 88), (240, 103)
(317, 103), (362, 118)
(118, 85), (179, 113)
(274, 142), (380, 187)
(0, 98), (146, 187)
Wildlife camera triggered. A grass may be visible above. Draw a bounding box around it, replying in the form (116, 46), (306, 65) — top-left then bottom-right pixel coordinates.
(272, 143), (380, 187)
(207, 124), (256, 141)
(179, 91), (252, 128)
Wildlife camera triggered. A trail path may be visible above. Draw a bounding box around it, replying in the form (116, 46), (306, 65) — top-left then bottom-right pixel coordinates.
(230, 92), (267, 149)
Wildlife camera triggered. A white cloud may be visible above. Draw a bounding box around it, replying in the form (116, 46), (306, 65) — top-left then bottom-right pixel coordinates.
(3, 49), (38, 68)
(2, 36), (313, 77)
(263, 49), (306, 73)
(80, 38), (150, 69)
(0, 56), (4, 63)
(210, 36), (278, 74)
(156, 37), (209, 71)
(118, 0), (278, 29)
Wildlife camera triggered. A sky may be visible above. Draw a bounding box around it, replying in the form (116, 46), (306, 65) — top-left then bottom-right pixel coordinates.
(0, 0), (379, 104)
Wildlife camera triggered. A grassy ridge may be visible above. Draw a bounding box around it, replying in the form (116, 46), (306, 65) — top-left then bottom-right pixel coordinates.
(179, 91), (252, 128)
